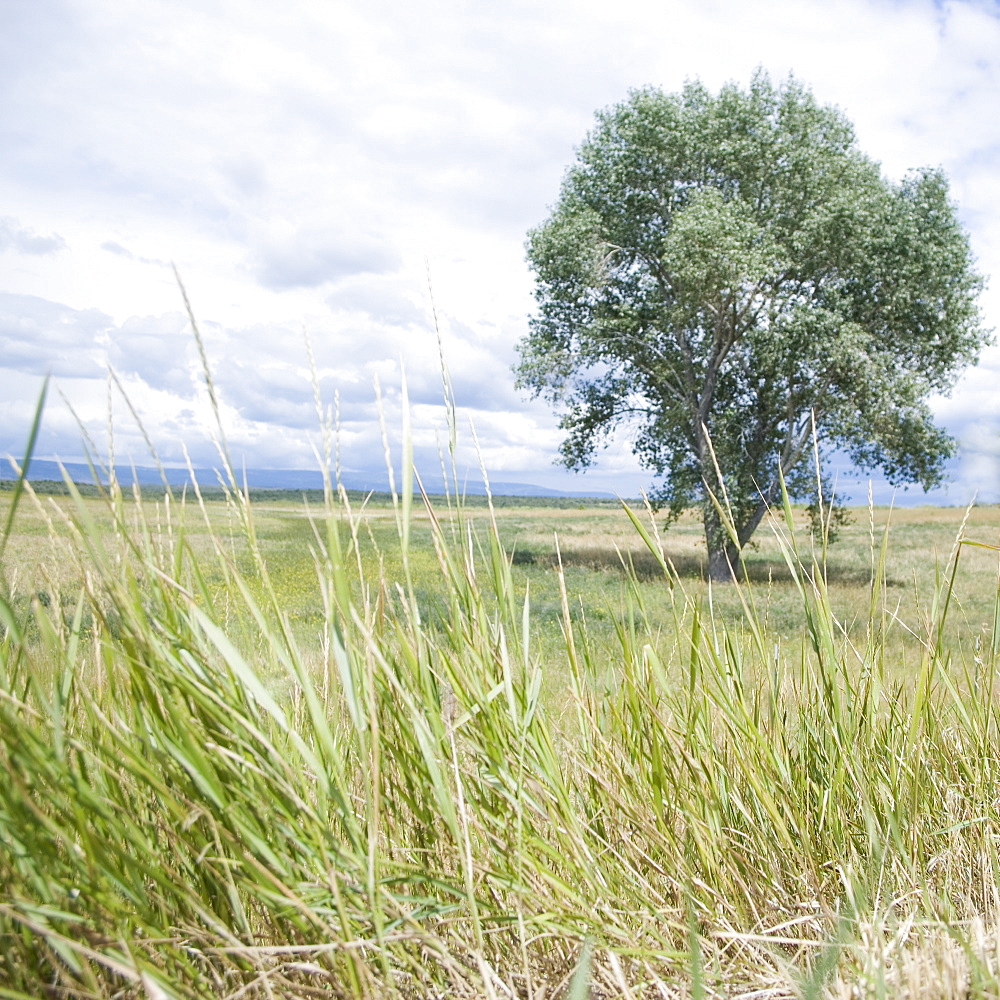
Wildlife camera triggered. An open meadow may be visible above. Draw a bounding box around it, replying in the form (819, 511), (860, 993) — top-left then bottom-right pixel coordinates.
(4, 475), (1000, 998)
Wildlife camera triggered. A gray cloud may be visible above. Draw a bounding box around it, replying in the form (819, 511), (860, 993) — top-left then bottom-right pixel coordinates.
(0, 293), (111, 377)
(100, 241), (169, 267)
(0, 217), (65, 255)
(107, 312), (196, 394)
(403, 351), (525, 413)
(251, 232), (400, 290)
(217, 358), (317, 429)
(326, 277), (428, 327)
(0, 298), (198, 395)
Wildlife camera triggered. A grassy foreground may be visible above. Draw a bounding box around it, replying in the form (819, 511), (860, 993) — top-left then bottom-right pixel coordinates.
(3, 461), (1000, 998)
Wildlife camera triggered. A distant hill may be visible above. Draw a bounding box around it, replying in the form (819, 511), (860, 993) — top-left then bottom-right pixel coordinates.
(0, 459), (618, 499)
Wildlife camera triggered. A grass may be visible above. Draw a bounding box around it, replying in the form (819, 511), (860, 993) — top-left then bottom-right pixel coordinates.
(4, 424), (1000, 996)
(13, 489), (1000, 698)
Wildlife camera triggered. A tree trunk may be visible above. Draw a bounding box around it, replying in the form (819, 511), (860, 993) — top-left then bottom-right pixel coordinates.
(704, 506), (742, 582)
(706, 540), (741, 582)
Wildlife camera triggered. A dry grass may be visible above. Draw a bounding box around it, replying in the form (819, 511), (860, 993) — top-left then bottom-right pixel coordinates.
(4, 475), (1000, 998)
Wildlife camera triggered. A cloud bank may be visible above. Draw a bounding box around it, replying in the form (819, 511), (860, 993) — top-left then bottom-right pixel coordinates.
(0, 0), (998, 502)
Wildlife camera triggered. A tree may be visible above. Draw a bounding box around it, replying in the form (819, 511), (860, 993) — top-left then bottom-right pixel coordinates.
(516, 72), (988, 581)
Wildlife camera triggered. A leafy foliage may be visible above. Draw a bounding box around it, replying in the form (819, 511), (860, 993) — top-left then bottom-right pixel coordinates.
(516, 71), (988, 578)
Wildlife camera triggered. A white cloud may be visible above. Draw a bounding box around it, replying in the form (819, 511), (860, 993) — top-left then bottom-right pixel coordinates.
(0, 0), (997, 500)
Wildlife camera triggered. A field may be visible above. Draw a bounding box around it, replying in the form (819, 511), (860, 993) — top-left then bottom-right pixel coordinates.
(4, 471), (1000, 998)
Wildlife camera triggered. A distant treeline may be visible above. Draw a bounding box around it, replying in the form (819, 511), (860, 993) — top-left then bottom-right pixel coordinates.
(1, 479), (105, 498)
(1, 479), (628, 509)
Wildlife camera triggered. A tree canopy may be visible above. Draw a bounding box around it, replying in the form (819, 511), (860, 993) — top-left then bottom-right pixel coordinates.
(516, 72), (988, 580)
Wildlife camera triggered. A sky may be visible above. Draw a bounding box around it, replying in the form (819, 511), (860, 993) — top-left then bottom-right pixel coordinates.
(2, 0), (1000, 502)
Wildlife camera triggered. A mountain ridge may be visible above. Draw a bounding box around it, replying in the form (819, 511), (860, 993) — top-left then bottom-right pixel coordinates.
(0, 459), (619, 499)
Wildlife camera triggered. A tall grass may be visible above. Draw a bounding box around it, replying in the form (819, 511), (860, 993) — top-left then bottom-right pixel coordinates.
(3, 392), (1000, 997)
